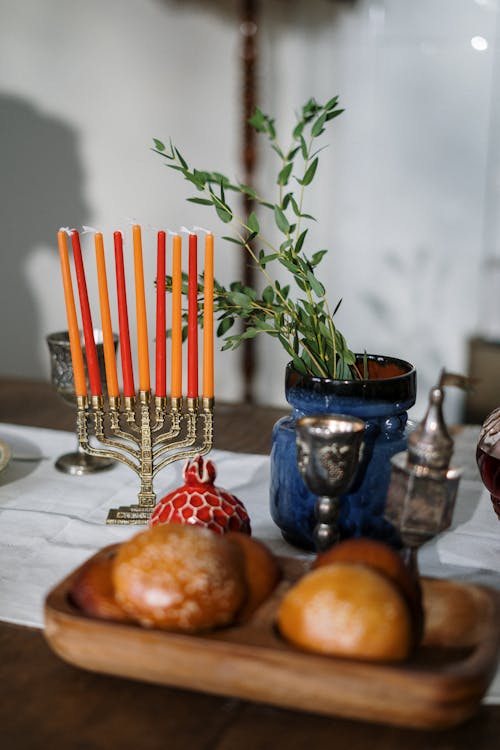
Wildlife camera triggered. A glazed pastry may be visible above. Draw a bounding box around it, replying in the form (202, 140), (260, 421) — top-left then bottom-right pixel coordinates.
(112, 524), (246, 631)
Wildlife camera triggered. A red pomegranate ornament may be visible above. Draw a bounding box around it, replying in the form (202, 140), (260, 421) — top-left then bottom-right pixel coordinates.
(150, 455), (251, 535)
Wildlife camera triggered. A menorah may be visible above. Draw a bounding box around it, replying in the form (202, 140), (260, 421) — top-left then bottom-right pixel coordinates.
(57, 224), (214, 524)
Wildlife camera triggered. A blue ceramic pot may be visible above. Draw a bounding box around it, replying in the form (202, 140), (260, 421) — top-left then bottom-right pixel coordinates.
(270, 355), (416, 550)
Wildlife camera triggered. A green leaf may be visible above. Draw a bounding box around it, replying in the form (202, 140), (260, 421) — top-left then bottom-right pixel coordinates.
(215, 203), (232, 223)
(274, 205), (290, 234)
(326, 108), (345, 121)
(335, 358), (352, 380)
(271, 143), (285, 160)
(292, 356), (308, 375)
(187, 197), (213, 206)
(306, 270), (325, 297)
(230, 291), (253, 309)
(247, 211), (260, 234)
(174, 147), (188, 169)
(153, 138), (166, 151)
(279, 256), (299, 274)
(332, 298), (343, 316)
(325, 96), (339, 110)
(293, 121), (305, 139)
(295, 229), (308, 254)
(278, 162), (293, 186)
(299, 135), (308, 160)
(248, 107), (267, 132)
(217, 317), (235, 336)
(300, 157), (318, 186)
(222, 235), (244, 245)
(240, 327), (260, 340)
(262, 285), (274, 304)
(311, 249), (328, 266)
(311, 112), (327, 137)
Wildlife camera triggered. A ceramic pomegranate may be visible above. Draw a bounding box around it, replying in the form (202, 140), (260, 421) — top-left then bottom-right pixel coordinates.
(150, 455), (251, 535)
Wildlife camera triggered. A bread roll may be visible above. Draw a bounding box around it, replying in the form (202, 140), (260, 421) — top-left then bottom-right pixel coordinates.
(112, 524), (246, 631)
(70, 549), (131, 623)
(277, 562), (413, 662)
(313, 537), (423, 646)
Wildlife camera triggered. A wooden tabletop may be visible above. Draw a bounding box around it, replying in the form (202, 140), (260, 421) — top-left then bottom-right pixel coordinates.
(1, 377), (500, 749)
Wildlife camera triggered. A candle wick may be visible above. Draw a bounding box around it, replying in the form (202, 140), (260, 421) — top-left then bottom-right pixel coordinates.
(59, 226), (71, 235)
(179, 226), (194, 236)
(166, 230), (179, 236)
(82, 225), (99, 234)
(193, 226), (212, 235)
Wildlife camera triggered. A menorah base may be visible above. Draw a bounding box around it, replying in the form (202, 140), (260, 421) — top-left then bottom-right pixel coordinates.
(106, 505), (152, 525)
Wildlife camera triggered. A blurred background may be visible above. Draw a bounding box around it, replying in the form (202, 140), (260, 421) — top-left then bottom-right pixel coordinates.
(1, 0), (499, 424)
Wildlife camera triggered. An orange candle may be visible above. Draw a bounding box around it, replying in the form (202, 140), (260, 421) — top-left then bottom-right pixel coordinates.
(171, 234), (183, 399)
(155, 231), (167, 398)
(114, 231), (135, 397)
(202, 233), (214, 399)
(133, 224), (150, 392)
(57, 230), (87, 397)
(95, 232), (119, 398)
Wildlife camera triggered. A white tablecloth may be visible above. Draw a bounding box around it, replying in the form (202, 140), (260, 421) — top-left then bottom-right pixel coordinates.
(1, 421), (500, 702)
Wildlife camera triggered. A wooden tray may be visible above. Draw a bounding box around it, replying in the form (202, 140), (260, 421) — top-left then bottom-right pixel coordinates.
(44, 548), (500, 730)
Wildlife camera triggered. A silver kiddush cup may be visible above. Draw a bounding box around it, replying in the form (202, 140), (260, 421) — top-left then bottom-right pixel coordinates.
(296, 414), (366, 552)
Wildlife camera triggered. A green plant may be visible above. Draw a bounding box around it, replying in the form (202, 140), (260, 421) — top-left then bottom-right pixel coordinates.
(152, 96), (364, 380)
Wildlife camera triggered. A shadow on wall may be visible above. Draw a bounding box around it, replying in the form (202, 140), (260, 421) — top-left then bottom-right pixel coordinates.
(0, 94), (90, 378)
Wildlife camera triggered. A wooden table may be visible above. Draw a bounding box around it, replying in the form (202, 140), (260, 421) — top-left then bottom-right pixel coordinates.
(1, 377), (500, 750)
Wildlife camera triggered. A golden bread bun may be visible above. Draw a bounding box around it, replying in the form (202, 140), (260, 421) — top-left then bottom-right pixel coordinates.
(70, 549), (131, 623)
(277, 562), (413, 662)
(313, 538), (415, 605)
(112, 524), (246, 631)
(225, 532), (281, 620)
(313, 537), (423, 646)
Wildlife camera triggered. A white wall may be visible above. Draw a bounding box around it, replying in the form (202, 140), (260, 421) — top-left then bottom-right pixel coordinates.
(0, 0), (497, 422)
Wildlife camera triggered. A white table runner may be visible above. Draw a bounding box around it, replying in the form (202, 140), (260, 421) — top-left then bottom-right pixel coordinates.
(1, 421), (500, 702)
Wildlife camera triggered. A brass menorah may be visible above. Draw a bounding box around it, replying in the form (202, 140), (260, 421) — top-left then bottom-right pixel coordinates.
(76, 393), (213, 524)
(58, 224), (215, 524)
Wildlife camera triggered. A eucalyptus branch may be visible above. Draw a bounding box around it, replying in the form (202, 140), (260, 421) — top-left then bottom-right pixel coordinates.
(152, 95), (358, 380)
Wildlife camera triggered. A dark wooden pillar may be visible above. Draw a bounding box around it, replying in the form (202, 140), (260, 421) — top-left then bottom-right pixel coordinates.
(240, 0), (259, 403)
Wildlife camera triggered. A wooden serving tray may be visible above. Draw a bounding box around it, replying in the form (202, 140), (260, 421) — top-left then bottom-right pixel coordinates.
(44, 548), (500, 730)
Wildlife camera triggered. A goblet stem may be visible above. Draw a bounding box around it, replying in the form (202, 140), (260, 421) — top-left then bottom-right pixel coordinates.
(314, 494), (341, 552)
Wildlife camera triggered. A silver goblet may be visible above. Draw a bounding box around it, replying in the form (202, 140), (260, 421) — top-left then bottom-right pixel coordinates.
(46, 330), (118, 475)
(296, 414), (366, 552)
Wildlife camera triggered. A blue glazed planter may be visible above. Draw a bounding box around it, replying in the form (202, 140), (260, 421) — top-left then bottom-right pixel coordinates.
(270, 356), (416, 551)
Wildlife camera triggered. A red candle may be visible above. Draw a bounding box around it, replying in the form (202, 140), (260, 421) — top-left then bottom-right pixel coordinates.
(70, 229), (102, 397)
(171, 234), (182, 399)
(155, 230), (167, 398)
(187, 233), (199, 398)
(114, 231), (135, 397)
